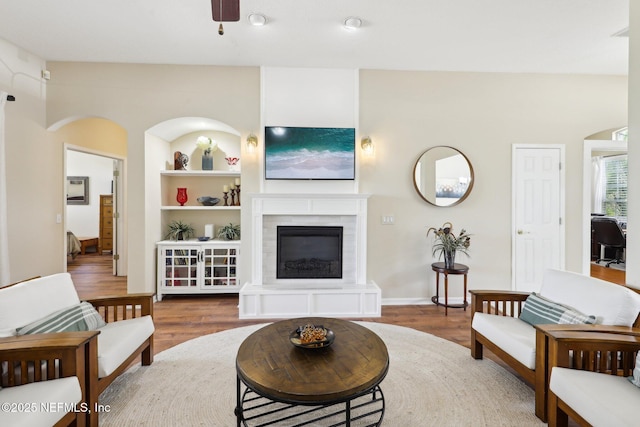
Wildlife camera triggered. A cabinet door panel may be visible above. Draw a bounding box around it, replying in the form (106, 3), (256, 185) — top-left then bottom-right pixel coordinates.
(162, 248), (199, 288)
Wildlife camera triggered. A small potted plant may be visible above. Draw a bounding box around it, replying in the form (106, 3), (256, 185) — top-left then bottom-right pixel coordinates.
(165, 220), (195, 241)
(426, 222), (471, 268)
(218, 223), (240, 241)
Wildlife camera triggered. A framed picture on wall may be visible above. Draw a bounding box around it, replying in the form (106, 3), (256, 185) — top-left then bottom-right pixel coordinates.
(66, 176), (89, 205)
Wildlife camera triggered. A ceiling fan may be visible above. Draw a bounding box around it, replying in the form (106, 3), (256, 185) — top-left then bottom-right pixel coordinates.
(211, 0), (239, 35)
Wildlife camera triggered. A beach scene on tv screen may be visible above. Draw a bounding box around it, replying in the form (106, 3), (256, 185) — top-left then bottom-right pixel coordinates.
(265, 127), (355, 180)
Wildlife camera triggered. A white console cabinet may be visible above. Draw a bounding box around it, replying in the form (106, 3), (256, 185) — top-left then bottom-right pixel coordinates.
(156, 239), (240, 301)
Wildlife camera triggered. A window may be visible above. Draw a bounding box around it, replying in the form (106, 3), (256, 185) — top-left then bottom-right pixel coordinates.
(612, 127), (628, 141)
(602, 155), (627, 219)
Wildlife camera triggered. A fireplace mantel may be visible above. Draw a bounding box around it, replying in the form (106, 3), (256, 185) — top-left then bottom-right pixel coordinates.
(239, 193), (381, 319)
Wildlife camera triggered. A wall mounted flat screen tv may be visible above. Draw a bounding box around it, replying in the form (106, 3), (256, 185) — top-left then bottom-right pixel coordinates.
(264, 126), (356, 180)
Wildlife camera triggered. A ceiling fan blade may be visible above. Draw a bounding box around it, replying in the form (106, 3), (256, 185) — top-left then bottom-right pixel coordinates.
(212, 0), (240, 22)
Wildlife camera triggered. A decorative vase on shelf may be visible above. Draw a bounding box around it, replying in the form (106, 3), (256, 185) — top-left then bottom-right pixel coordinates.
(225, 157), (239, 171)
(176, 188), (188, 206)
(444, 250), (456, 269)
(202, 154), (213, 171)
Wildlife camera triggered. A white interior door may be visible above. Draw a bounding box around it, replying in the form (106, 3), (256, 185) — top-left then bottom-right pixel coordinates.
(112, 160), (119, 275)
(512, 145), (565, 292)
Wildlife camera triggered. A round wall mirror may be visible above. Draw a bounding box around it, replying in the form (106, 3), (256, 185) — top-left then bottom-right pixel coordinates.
(413, 146), (474, 207)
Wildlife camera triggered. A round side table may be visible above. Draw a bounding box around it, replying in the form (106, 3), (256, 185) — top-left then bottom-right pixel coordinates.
(431, 262), (469, 316)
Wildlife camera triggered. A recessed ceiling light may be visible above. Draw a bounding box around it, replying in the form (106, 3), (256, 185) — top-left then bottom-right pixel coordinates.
(343, 17), (362, 31)
(248, 13), (267, 26)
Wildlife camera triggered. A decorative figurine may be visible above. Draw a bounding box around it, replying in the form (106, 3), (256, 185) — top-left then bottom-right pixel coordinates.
(174, 151), (189, 170)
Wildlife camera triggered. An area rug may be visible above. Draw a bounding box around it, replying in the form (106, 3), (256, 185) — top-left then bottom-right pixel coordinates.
(99, 322), (544, 426)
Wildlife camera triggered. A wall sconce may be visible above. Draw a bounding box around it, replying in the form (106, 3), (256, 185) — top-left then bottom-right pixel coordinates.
(246, 133), (258, 153)
(361, 136), (374, 156)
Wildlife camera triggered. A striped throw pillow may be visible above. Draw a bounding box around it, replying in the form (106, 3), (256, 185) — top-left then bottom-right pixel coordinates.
(519, 293), (597, 326)
(17, 302), (106, 335)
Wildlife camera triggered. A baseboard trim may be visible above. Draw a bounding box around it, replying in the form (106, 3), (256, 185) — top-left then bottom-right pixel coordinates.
(382, 297), (467, 306)
(382, 298), (432, 306)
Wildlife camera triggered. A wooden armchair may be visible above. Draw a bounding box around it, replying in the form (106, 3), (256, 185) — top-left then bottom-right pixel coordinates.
(0, 331), (98, 427)
(543, 328), (640, 427)
(0, 274), (155, 427)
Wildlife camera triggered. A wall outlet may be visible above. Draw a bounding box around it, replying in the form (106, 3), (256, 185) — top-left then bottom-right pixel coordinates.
(56, 213), (62, 224)
(381, 215), (394, 225)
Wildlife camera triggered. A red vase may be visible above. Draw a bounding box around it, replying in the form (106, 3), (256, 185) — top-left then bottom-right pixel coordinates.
(176, 188), (188, 206)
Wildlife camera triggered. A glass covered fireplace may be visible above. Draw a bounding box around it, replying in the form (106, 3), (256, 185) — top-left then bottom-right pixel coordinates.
(277, 226), (343, 279)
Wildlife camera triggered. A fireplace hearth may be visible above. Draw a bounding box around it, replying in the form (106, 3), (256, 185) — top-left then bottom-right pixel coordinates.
(277, 226), (343, 279)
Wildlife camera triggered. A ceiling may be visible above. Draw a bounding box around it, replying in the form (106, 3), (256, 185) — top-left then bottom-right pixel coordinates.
(0, 0), (630, 75)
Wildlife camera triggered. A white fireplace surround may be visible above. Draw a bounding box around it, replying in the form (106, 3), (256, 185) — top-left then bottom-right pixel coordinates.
(239, 193), (381, 319)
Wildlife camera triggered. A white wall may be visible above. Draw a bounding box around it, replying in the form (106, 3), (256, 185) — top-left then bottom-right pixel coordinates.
(261, 67), (360, 195)
(0, 37), (63, 282)
(360, 70), (627, 301)
(66, 150), (113, 237)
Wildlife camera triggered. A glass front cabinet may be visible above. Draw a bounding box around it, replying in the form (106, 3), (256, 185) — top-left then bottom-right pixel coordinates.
(156, 240), (240, 300)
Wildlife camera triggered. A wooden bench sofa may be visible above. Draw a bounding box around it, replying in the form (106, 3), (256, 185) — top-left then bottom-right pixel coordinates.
(0, 273), (155, 426)
(470, 268), (640, 422)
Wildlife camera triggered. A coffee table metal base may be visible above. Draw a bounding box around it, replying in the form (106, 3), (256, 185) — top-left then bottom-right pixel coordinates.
(235, 378), (385, 427)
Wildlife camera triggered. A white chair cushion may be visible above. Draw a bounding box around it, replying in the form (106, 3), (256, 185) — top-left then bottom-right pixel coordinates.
(540, 269), (640, 326)
(97, 315), (155, 378)
(550, 367), (640, 427)
(0, 376), (81, 427)
(472, 312), (536, 369)
(0, 273), (81, 337)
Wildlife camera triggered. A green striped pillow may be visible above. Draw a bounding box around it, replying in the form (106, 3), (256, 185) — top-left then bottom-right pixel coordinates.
(519, 293), (597, 326)
(17, 302), (106, 335)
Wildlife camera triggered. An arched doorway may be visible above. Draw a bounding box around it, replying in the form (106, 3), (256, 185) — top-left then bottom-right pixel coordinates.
(49, 117), (128, 275)
(582, 128), (627, 280)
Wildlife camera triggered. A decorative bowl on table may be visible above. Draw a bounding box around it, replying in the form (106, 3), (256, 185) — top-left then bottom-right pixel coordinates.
(197, 196), (220, 206)
(197, 236), (211, 241)
(289, 324), (335, 349)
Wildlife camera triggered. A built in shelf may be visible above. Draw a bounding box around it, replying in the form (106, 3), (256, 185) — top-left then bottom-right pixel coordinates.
(161, 170), (240, 177)
(161, 205), (241, 211)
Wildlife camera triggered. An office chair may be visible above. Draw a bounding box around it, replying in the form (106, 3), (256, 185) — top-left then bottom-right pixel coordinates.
(591, 216), (626, 267)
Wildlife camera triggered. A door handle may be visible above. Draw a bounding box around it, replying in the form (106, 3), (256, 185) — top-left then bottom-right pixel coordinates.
(517, 229), (530, 235)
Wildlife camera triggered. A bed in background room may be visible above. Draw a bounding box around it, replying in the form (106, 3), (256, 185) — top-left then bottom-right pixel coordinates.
(67, 231), (81, 259)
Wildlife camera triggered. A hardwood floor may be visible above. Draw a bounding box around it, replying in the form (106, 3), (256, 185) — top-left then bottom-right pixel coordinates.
(67, 254), (626, 356)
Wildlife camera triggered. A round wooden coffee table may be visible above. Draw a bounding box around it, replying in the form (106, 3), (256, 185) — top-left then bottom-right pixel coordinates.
(235, 317), (389, 427)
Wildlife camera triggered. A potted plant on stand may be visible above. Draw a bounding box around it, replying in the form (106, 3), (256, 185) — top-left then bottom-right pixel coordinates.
(427, 222), (471, 269)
